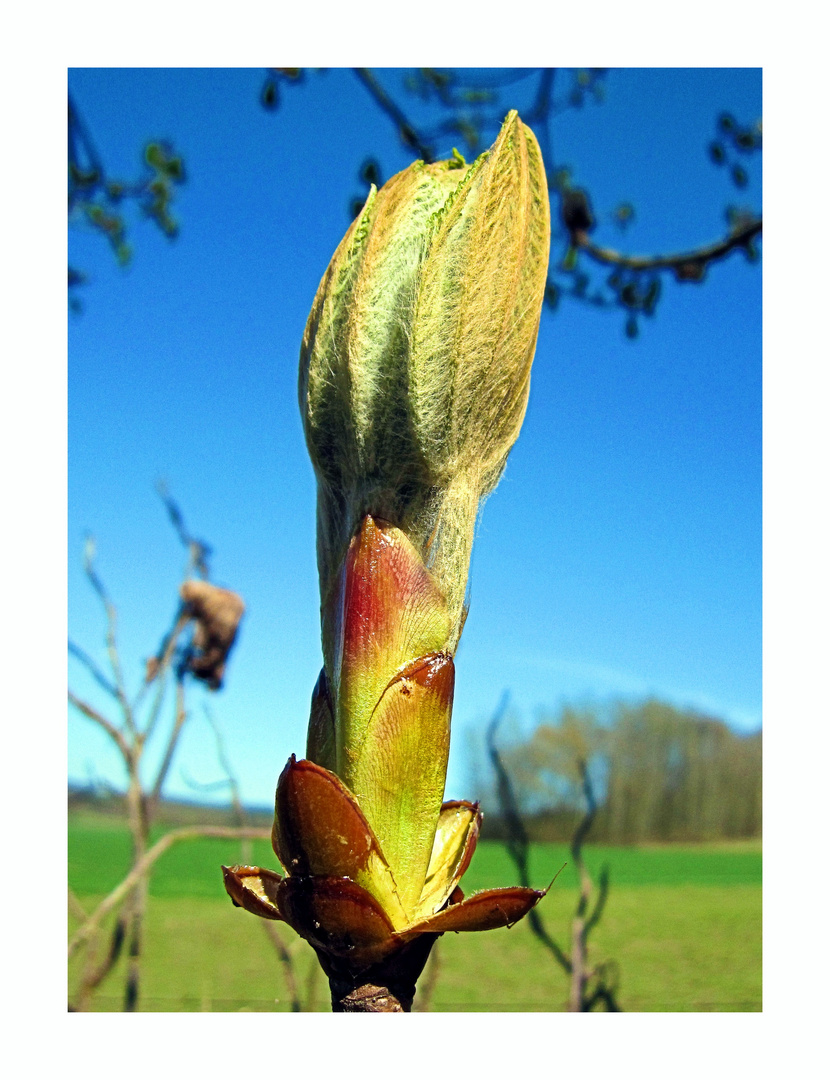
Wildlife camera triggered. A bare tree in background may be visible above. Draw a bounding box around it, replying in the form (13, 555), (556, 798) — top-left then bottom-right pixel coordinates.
(483, 702), (761, 843)
(67, 487), (261, 1012)
(181, 705), (323, 1012)
(487, 698), (621, 1012)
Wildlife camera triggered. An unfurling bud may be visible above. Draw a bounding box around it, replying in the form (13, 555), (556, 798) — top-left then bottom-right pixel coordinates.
(300, 110), (551, 647)
(223, 113), (551, 1007)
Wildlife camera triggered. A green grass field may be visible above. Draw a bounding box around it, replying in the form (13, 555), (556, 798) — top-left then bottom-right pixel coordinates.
(68, 817), (761, 1012)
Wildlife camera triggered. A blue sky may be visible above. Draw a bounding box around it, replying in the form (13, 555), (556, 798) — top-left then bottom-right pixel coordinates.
(67, 68), (762, 808)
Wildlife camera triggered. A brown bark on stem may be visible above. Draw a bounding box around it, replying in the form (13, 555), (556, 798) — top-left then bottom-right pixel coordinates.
(319, 932), (438, 1013)
(330, 980), (411, 1013)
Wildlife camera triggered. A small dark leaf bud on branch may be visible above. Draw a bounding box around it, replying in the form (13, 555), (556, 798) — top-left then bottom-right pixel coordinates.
(561, 187), (595, 236)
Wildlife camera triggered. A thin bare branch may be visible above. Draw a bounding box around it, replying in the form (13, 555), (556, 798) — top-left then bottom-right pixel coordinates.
(568, 759), (622, 1011)
(353, 69), (435, 162)
(584, 864), (610, 939)
(73, 911), (128, 1011)
(486, 703), (572, 975)
(68, 888), (89, 922)
(68, 690), (131, 762)
(123, 880), (148, 1010)
(135, 610), (192, 791)
(68, 640), (120, 700)
(568, 759), (595, 1010)
(571, 758), (598, 908)
(68, 826), (271, 959)
(202, 706), (242, 813)
(200, 703), (251, 861)
(584, 982), (622, 1012)
(260, 922), (302, 1012)
(156, 480), (211, 577)
(148, 677), (187, 808)
(303, 954), (321, 1012)
(133, 605), (189, 716)
(179, 771), (232, 794)
(68, 95), (105, 192)
(574, 216), (762, 277)
(69, 490), (241, 1011)
(83, 538), (135, 733)
(486, 706), (622, 1011)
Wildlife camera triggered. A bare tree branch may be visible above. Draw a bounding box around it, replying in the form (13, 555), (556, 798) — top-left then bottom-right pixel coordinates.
(571, 758), (598, 897)
(123, 878), (147, 1010)
(73, 911), (129, 1011)
(142, 604), (190, 681)
(574, 216), (762, 279)
(134, 606), (189, 728)
(584, 864), (611, 939)
(201, 705), (240, 807)
(68, 94), (105, 201)
(68, 888), (89, 923)
(148, 677), (187, 807)
(68, 826), (271, 959)
(336, 68), (761, 328)
(353, 69), (436, 162)
(68, 690), (131, 762)
(83, 538), (135, 734)
(156, 480), (212, 578)
(568, 759), (621, 1012)
(302, 953), (322, 1012)
(486, 702), (572, 975)
(259, 922), (303, 1012)
(69, 489), (248, 1011)
(487, 707), (623, 1011)
(68, 639), (120, 701)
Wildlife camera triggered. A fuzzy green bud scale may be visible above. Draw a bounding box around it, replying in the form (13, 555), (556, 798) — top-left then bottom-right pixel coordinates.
(300, 111), (551, 648)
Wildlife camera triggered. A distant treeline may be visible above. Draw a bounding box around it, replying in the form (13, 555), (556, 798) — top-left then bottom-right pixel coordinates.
(474, 700), (761, 843)
(68, 785), (274, 829)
